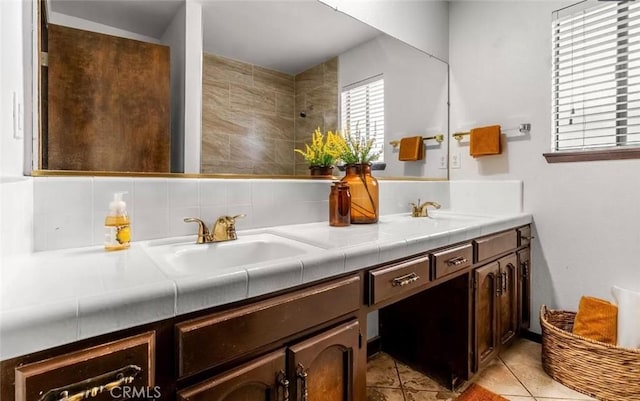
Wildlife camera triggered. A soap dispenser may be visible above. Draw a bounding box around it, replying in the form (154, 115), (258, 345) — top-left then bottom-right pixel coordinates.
(104, 192), (131, 251)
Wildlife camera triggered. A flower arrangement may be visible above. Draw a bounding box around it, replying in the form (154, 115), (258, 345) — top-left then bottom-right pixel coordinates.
(339, 127), (382, 165)
(294, 128), (344, 167)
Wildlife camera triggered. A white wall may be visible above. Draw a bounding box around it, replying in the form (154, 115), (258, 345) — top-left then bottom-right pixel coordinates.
(183, 1), (202, 174)
(320, 0), (449, 62)
(449, 1), (640, 333)
(1, 0), (26, 177)
(0, 1), (34, 259)
(161, 4), (187, 173)
(339, 34), (448, 179)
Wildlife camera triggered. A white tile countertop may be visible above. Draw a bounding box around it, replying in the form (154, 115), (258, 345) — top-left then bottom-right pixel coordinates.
(0, 210), (531, 360)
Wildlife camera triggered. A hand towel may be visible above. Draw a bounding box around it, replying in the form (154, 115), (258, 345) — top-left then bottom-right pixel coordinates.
(612, 286), (640, 349)
(398, 136), (424, 161)
(470, 125), (501, 157)
(572, 296), (617, 345)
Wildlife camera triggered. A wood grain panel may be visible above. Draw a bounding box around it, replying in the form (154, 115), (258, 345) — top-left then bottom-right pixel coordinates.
(368, 256), (430, 305)
(47, 24), (170, 172)
(474, 230), (517, 263)
(176, 276), (360, 378)
(14, 331), (155, 401)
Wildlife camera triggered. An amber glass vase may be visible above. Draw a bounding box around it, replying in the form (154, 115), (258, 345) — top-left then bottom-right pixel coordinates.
(340, 163), (379, 224)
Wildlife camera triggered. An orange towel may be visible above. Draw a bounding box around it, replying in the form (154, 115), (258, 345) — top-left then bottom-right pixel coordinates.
(470, 125), (501, 157)
(573, 296), (618, 345)
(398, 136), (424, 161)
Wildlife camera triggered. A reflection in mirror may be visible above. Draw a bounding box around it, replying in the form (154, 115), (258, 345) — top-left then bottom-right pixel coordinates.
(200, 1), (448, 178)
(37, 0), (448, 179)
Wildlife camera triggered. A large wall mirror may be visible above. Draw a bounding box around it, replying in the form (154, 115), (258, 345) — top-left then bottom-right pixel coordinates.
(37, 0), (449, 179)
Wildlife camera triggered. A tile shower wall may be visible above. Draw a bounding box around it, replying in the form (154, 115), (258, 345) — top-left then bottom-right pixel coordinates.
(201, 53), (339, 177)
(32, 177), (453, 252)
(294, 58), (339, 175)
(201, 53), (296, 175)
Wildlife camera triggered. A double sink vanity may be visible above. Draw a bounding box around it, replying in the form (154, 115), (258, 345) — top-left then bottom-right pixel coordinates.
(0, 207), (532, 401)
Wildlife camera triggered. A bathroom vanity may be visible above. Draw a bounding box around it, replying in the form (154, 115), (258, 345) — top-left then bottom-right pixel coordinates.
(0, 212), (531, 401)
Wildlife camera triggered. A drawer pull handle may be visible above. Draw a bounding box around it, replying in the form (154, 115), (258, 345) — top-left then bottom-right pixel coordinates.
(39, 365), (141, 401)
(446, 256), (468, 266)
(392, 272), (420, 287)
(277, 369), (290, 401)
(296, 363), (308, 401)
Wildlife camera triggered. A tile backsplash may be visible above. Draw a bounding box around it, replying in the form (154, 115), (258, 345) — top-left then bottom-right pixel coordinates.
(31, 177), (522, 252)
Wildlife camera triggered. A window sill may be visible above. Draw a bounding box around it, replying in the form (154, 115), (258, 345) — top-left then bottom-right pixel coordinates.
(543, 148), (640, 163)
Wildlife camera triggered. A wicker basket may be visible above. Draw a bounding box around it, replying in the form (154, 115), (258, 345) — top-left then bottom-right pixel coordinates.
(540, 305), (640, 401)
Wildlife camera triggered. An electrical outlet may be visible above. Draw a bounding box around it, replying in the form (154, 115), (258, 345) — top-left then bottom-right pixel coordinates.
(451, 152), (461, 169)
(438, 155), (447, 169)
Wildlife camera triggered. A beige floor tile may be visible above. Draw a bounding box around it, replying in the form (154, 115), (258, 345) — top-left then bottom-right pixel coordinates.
(503, 397), (536, 401)
(471, 358), (530, 397)
(499, 342), (595, 400)
(404, 388), (457, 401)
(535, 398), (597, 401)
(500, 338), (542, 366)
(367, 353), (402, 388)
(367, 387), (405, 401)
(396, 360), (449, 392)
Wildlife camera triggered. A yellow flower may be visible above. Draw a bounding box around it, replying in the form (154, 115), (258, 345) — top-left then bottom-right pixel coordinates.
(294, 128), (346, 167)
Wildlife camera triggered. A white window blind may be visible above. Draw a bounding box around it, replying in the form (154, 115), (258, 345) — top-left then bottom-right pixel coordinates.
(552, 1), (640, 152)
(341, 76), (385, 161)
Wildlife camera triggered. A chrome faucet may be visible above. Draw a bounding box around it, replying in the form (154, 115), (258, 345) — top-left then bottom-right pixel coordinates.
(410, 199), (441, 217)
(184, 215), (246, 244)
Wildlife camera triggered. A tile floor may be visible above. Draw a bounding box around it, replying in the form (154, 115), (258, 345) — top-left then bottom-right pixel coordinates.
(366, 338), (596, 401)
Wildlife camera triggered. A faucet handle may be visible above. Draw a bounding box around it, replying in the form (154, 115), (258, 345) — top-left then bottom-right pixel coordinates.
(184, 218), (209, 244)
(212, 214), (247, 242)
(230, 214), (246, 222)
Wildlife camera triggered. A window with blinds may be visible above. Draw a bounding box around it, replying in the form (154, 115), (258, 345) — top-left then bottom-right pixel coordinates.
(552, 1), (640, 153)
(341, 76), (385, 162)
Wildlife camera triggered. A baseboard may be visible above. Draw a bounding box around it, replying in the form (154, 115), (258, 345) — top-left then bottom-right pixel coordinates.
(521, 329), (542, 343)
(367, 336), (382, 357)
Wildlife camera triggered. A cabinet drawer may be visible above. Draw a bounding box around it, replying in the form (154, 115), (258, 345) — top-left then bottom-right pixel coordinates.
(14, 331), (155, 401)
(177, 275), (360, 378)
(474, 230), (517, 262)
(432, 243), (472, 280)
(368, 256), (430, 305)
(518, 225), (531, 247)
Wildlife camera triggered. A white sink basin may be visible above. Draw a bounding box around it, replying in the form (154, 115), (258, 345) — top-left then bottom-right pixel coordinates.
(379, 211), (487, 224)
(142, 232), (324, 277)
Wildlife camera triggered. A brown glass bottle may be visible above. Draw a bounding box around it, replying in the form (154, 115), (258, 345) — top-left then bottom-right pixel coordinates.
(340, 163), (379, 224)
(329, 181), (351, 226)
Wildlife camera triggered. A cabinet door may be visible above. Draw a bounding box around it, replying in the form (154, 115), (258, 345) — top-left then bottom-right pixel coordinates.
(289, 320), (360, 401)
(474, 262), (500, 372)
(517, 248), (531, 330)
(497, 254), (519, 346)
(177, 349), (288, 401)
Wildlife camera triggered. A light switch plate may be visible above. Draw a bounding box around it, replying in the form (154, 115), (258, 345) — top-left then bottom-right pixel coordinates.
(12, 92), (23, 140)
(451, 152), (461, 169)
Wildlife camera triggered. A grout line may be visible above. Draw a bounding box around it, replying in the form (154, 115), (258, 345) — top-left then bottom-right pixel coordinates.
(393, 358), (408, 401)
(498, 354), (535, 398)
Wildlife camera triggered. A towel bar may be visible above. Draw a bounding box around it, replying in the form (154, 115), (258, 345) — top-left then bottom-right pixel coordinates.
(389, 134), (444, 149)
(452, 123), (531, 142)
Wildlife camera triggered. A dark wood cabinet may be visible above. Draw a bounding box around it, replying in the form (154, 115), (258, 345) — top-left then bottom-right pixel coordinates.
(473, 261), (500, 371)
(517, 247), (531, 330)
(177, 349), (288, 401)
(178, 320), (360, 401)
(13, 331), (155, 401)
(1, 225), (532, 399)
(289, 320), (360, 401)
(473, 253), (519, 372)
